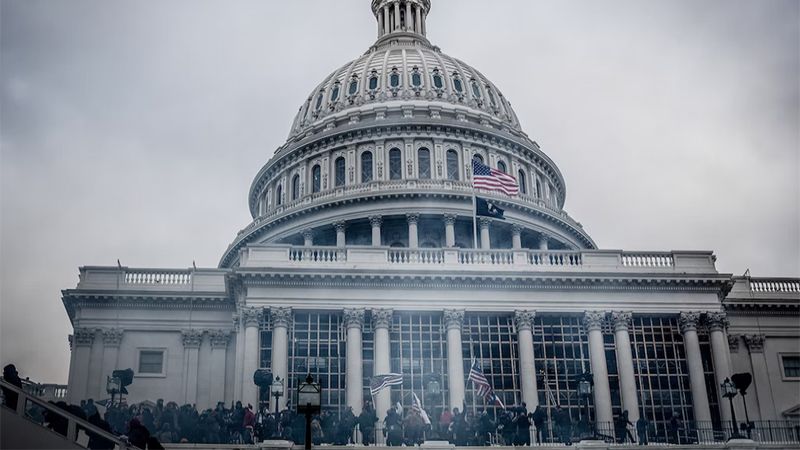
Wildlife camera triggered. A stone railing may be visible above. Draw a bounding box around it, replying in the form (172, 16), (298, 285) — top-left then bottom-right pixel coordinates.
(388, 248), (444, 264)
(458, 249), (515, 265)
(124, 269), (192, 285)
(75, 266), (228, 292)
(621, 252), (674, 268)
(289, 246), (346, 262)
(749, 278), (800, 293)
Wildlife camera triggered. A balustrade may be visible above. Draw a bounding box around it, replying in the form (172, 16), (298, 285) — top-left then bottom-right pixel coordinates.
(124, 270), (191, 285)
(529, 250), (582, 266)
(289, 246), (345, 262)
(387, 248), (444, 264)
(750, 279), (800, 293)
(620, 252), (674, 268)
(458, 249), (514, 265)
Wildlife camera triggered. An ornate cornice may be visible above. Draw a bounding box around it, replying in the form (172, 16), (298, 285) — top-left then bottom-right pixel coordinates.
(208, 329), (232, 348)
(270, 307), (293, 328)
(343, 308), (366, 329)
(679, 311), (702, 333)
(73, 327), (97, 347)
(610, 311), (632, 332)
(706, 311), (729, 332)
(181, 329), (204, 348)
(583, 311), (605, 332)
(443, 309), (464, 330)
(744, 334), (765, 353)
(372, 308), (393, 329)
(727, 334), (740, 353)
(240, 306), (262, 327)
(513, 310), (536, 331)
(102, 328), (124, 347)
(369, 215), (383, 228)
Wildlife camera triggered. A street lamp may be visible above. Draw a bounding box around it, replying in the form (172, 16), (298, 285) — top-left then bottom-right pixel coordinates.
(426, 374), (441, 439)
(721, 378), (743, 439)
(271, 376), (284, 415)
(578, 371), (594, 439)
(106, 375), (121, 405)
(297, 374), (321, 450)
(731, 373), (753, 438)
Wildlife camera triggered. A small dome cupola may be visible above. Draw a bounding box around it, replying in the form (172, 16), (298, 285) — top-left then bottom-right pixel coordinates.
(371, 0), (430, 42)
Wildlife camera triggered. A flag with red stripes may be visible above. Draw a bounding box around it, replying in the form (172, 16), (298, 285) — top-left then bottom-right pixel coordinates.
(472, 159), (519, 196)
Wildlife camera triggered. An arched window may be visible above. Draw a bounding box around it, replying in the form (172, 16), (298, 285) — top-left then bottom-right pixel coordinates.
(389, 67), (401, 88)
(432, 69), (444, 89)
(497, 160), (507, 173)
(314, 90), (324, 111)
(361, 151), (373, 183)
(473, 154), (484, 164)
(417, 148), (431, 179)
(446, 149), (459, 181)
(348, 76), (359, 96)
(452, 72), (464, 93)
(389, 148), (402, 180)
(334, 157), (346, 187)
(312, 165), (321, 193)
(276, 184), (283, 206)
(291, 174), (300, 200)
(518, 169), (527, 195)
(487, 87), (497, 107)
(330, 81), (340, 102)
(535, 179), (543, 199)
(471, 79), (482, 99)
(368, 70), (379, 91)
(411, 67), (422, 88)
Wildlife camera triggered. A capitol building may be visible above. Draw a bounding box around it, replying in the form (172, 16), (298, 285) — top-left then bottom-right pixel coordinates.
(58, 0), (798, 445)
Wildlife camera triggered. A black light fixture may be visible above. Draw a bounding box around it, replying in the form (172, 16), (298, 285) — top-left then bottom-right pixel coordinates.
(721, 378), (743, 439)
(297, 374), (322, 450)
(271, 376), (284, 415)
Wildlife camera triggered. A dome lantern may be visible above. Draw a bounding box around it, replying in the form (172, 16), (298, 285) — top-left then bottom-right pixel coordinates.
(371, 0), (430, 42)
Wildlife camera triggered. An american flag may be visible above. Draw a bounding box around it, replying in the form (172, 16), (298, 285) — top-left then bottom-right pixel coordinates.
(472, 159), (519, 196)
(370, 373), (403, 396)
(468, 361), (506, 409)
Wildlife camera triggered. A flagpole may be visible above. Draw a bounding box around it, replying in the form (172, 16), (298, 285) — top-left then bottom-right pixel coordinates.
(472, 192), (478, 249)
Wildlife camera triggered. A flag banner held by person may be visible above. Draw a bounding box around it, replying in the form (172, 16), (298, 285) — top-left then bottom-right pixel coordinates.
(472, 159), (519, 196)
(370, 373), (403, 396)
(411, 392), (431, 425)
(468, 360), (506, 409)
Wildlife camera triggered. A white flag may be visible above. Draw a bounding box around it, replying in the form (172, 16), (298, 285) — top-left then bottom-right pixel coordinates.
(412, 392), (431, 425)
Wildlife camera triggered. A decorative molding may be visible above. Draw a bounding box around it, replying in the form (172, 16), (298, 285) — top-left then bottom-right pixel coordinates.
(240, 307), (262, 327)
(511, 224), (523, 236)
(610, 311), (632, 332)
(208, 329), (232, 348)
(181, 329), (204, 348)
(443, 214), (457, 226)
(513, 310), (536, 331)
(302, 228), (314, 241)
(372, 308), (393, 329)
(478, 217), (492, 229)
(102, 328), (124, 347)
(705, 311), (729, 332)
(406, 213), (419, 225)
(744, 334), (765, 353)
(727, 334), (740, 353)
(73, 327), (97, 347)
(679, 311), (702, 333)
(369, 215), (383, 228)
(443, 309), (464, 331)
(270, 307), (293, 328)
(583, 311), (605, 332)
(343, 308), (366, 329)
(333, 221), (347, 233)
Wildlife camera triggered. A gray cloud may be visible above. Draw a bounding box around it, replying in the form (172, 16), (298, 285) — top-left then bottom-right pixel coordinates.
(1, 0), (797, 383)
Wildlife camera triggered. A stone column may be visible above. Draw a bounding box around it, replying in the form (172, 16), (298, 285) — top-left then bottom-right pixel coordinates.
(479, 217), (491, 249)
(514, 310), (539, 408)
(373, 309), (393, 420)
(182, 329), (204, 405)
(99, 328), (123, 399)
(69, 328), (96, 403)
(444, 309), (466, 411)
(404, 1), (411, 30)
(414, 4), (422, 32)
(270, 307), (292, 411)
(344, 308), (366, 415)
(393, 1), (400, 31)
(443, 214), (456, 247)
(584, 311), (613, 427)
(679, 311), (712, 423)
(383, 5), (390, 35)
(707, 311), (733, 423)
(407, 213), (419, 248)
(611, 311), (640, 424)
(241, 307), (262, 408)
(370, 216), (383, 246)
(334, 221), (346, 247)
(233, 314), (244, 403)
(303, 228), (314, 246)
(209, 330), (231, 407)
(744, 334), (776, 420)
(538, 233), (549, 250)
(511, 224), (523, 250)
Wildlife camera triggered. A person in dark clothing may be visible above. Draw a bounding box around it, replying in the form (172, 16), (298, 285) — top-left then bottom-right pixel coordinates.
(531, 405), (547, 444)
(127, 418), (151, 450)
(87, 412), (116, 450)
(477, 410), (494, 446)
(2, 364), (23, 410)
(668, 413), (682, 444)
(636, 415), (649, 445)
(615, 410), (635, 443)
(555, 405), (572, 446)
(384, 408), (403, 446)
(358, 402), (379, 445)
(516, 411), (532, 446)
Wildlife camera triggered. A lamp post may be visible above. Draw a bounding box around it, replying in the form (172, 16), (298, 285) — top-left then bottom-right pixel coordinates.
(298, 374), (322, 450)
(731, 373), (753, 438)
(426, 374), (441, 439)
(271, 376), (284, 415)
(105, 375), (121, 406)
(578, 371), (594, 439)
(721, 378), (742, 439)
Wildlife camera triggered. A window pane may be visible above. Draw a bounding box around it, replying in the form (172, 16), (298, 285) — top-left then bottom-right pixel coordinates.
(389, 149), (402, 180)
(418, 148), (431, 179)
(453, 78), (463, 93)
(369, 76), (378, 90)
(312, 165), (321, 193)
(784, 356), (800, 377)
(335, 157), (346, 187)
(292, 175), (300, 200)
(446, 150), (459, 181)
(361, 151), (373, 183)
(139, 351), (163, 374)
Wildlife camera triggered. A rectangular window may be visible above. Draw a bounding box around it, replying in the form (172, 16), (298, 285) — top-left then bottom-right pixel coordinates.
(782, 355), (800, 379)
(138, 350), (164, 375)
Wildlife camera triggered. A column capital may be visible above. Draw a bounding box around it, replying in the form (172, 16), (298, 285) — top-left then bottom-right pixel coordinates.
(369, 215), (383, 227)
(744, 334), (765, 353)
(241, 307), (262, 327)
(406, 213), (420, 225)
(727, 334), (741, 353)
(102, 328), (124, 347)
(679, 311), (702, 333)
(583, 311), (605, 332)
(181, 329), (204, 348)
(302, 228), (314, 240)
(478, 217), (492, 229)
(372, 308), (393, 329)
(610, 311), (632, 332)
(270, 307), (293, 328)
(443, 213), (457, 225)
(73, 327), (98, 347)
(514, 310), (536, 331)
(705, 311), (729, 332)
(443, 309), (464, 330)
(539, 232), (551, 242)
(333, 220), (347, 233)
(343, 308), (366, 329)
(511, 223), (523, 235)
(208, 329), (232, 348)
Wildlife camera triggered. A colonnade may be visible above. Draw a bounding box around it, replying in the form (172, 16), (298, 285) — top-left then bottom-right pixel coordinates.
(376, 1), (426, 38)
(234, 307), (733, 429)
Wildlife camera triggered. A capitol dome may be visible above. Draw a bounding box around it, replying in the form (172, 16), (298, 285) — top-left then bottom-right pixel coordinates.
(219, 0), (595, 268)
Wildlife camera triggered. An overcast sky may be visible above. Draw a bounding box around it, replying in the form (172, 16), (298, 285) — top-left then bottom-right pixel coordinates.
(2, 0), (798, 384)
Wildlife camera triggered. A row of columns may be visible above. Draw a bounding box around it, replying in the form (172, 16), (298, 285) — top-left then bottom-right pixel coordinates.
(240, 307), (732, 428)
(304, 214), (554, 250)
(378, 1), (425, 37)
